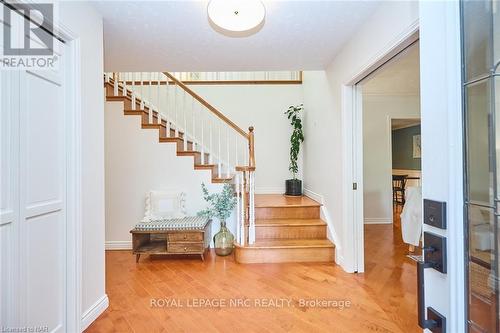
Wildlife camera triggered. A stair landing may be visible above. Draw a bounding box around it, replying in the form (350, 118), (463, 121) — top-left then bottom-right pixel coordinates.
(234, 194), (335, 264)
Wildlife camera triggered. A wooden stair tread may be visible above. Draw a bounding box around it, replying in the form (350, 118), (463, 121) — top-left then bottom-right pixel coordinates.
(253, 218), (326, 226)
(177, 150), (202, 156)
(194, 164), (216, 169)
(255, 194), (321, 208)
(238, 239), (334, 249)
(159, 137), (185, 143)
(212, 177), (233, 183)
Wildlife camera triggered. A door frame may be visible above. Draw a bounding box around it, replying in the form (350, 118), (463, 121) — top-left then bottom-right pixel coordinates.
(387, 116), (422, 225)
(56, 24), (82, 333)
(340, 22), (419, 273)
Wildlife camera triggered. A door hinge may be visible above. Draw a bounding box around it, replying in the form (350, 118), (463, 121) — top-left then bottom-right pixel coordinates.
(353, 182), (357, 190)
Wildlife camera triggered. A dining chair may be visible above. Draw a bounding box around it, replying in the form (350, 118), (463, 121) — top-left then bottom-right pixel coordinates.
(392, 175), (408, 205)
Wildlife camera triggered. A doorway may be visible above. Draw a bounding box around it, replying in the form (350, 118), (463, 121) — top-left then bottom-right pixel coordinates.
(352, 41), (422, 333)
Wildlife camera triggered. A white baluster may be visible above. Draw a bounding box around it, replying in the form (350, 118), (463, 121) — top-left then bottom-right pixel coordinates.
(249, 172), (255, 244)
(165, 77), (170, 138)
(122, 72), (127, 96)
(209, 117), (213, 164)
(131, 73), (136, 110)
(183, 92), (188, 151)
(192, 99), (196, 152)
(174, 84), (179, 137)
(157, 75), (161, 125)
(236, 173), (240, 244)
(201, 113), (205, 164)
(113, 73), (118, 96)
(105, 72), (110, 83)
(148, 74), (153, 124)
(226, 128), (230, 178)
(240, 172), (245, 244)
(235, 133), (238, 169)
(218, 124), (221, 177)
(140, 72), (144, 110)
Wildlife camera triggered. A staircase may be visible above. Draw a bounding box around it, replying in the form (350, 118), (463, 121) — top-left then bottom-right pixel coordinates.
(234, 194), (335, 263)
(104, 72), (254, 184)
(104, 72), (334, 264)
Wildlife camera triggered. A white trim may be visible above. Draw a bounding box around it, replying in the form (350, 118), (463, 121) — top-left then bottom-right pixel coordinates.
(341, 21), (420, 274)
(302, 188), (322, 203)
(345, 20), (420, 86)
(419, 1), (465, 331)
(304, 188), (341, 264)
(64, 34), (83, 333)
(105, 241), (132, 250)
(81, 295), (109, 331)
(364, 218), (392, 224)
(255, 187), (284, 194)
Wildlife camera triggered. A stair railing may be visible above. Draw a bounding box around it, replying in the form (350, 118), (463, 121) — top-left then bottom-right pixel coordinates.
(105, 71), (256, 245)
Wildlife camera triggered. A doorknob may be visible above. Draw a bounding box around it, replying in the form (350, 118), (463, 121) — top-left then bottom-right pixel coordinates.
(417, 232), (447, 332)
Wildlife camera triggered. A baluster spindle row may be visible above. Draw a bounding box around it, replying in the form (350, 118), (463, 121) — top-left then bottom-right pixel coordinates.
(111, 72), (253, 177)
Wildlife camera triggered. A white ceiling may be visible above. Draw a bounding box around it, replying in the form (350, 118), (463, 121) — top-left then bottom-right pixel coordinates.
(362, 42), (420, 96)
(92, 1), (381, 72)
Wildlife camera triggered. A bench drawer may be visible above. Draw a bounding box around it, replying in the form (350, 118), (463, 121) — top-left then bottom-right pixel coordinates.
(168, 242), (204, 253)
(168, 232), (203, 242)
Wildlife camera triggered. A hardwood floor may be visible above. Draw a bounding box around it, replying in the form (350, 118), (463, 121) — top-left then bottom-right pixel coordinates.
(357, 205), (420, 333)
(86, 206), (419, 333)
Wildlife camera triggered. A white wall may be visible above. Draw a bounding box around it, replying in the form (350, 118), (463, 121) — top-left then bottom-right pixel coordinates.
(362, 94), (420, 224)
(301, 70), (339, 246)
(190, 85), (304, 193)
(105, 102), (227, 247)
(134, 83), (303, 193)
(59, 2), (107, 330)
(302, 1), (419, 271)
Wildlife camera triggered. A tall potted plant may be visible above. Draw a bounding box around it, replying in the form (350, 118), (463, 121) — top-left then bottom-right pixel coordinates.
(284, 104), (304, 196)
(198, 183), (237, 256)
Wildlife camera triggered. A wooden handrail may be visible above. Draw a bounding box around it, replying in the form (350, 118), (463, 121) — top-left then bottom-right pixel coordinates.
(163, 71), (248, 139)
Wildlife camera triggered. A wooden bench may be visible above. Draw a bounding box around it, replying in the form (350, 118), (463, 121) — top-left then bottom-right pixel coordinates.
(130, 217), (211, 262)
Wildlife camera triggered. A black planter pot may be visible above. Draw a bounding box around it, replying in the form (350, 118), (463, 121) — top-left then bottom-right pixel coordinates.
(285, 179), (302, 196)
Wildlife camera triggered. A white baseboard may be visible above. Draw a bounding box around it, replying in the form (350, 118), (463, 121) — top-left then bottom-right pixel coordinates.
(81, 294), (109, 331)
(364, 218), (392, 224)
(105, 240), (132, 250)
(255, 187), (284, 194)
(303, 188), (340, 264)
(303, 188), (322, 203)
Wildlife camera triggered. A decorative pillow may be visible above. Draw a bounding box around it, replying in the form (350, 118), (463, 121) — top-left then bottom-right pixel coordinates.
(142, 190), (186, 222)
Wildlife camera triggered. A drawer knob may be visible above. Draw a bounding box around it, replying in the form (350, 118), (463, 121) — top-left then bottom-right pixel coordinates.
(183, 235), (187, 240)
(184, 247), (187, 252)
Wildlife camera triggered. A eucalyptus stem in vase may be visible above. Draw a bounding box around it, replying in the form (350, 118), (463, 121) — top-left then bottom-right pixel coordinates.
(198, 183), (237, 256)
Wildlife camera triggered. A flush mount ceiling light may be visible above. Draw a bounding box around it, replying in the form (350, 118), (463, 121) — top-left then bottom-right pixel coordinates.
(207, 0), (266, 37)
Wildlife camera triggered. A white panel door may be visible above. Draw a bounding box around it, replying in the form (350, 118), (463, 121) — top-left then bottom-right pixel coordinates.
(0, 65), (21, 330)
(18, 39), (67, 333)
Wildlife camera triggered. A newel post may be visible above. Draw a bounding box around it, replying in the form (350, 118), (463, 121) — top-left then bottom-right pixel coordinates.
(248, 126), (255, 168)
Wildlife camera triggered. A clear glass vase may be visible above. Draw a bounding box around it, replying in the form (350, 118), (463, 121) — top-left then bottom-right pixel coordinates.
(213, 221), (234, 256)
